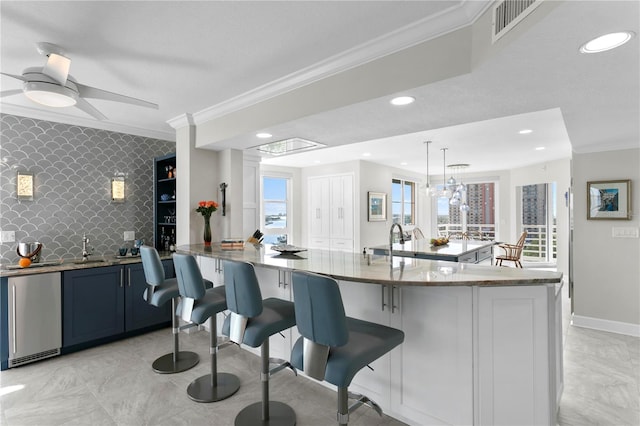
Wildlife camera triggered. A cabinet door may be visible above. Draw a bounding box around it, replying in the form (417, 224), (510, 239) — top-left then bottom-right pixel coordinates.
(337, 280), (391, 411)
(125, 263), (171, 332)
(330, 175), (354, 241)
(309, 177), (330, 239)
(390, 286), (473, 425)
(63, 266), (124, 347)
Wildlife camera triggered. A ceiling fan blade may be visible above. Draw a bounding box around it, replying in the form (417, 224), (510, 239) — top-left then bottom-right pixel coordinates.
(75, 97), (107, 120)
(0, 72), (27, 82)
(42, 53), (71, 85)
(0, 89), (24, 98)
(76, 83), (158, 109)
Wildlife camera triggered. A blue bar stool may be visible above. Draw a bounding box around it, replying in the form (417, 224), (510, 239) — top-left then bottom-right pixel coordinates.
(222, 260), (297, 426)
(140, 246), (199, 374)
(173, 253), (240, 402)
(290, 271), (405, 426)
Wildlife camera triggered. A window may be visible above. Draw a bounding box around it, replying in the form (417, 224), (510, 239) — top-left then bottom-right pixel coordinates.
(392, 179), (415, 226)
(262, 176), (290, 245)
(519, 182), (557, 263)
(437, 181), (497, 239)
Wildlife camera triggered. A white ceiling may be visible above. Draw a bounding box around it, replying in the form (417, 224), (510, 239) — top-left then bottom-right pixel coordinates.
(1, 1), (638, 176)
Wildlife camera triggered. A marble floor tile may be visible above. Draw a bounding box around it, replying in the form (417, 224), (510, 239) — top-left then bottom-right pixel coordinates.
(1, 303), (639, 426)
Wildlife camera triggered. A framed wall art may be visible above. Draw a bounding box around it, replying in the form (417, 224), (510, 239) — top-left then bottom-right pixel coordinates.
(368, 191), (387, 221)
(587, 179), (631, 220)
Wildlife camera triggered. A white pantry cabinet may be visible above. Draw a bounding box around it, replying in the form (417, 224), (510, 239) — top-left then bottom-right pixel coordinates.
(308, 174), (354, 251)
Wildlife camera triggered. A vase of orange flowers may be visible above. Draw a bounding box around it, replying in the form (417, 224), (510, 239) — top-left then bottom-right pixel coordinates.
(196, 200), (218, 246)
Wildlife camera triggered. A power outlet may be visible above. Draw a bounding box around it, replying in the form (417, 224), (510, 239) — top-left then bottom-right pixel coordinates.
(1, 230), (16, 243)
(612, 227), (639, 238)
(124, 231), (135, 241)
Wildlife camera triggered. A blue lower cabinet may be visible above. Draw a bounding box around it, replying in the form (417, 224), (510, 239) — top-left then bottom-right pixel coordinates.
(63, 265), (125, 347)
(63, 260), (173, 348)
(124, 262), (171, 331)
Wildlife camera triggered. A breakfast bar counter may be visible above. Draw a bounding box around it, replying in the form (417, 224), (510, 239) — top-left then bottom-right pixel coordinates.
(176, 243), (560, 287)
(178, 243), (563, 426)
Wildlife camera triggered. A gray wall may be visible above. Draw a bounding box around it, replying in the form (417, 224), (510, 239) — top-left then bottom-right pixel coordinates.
(573, 148), (640, 329)
(0, 114), (175, 264)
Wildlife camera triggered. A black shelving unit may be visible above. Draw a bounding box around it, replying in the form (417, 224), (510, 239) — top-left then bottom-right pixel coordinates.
(154, 153), (176, 251)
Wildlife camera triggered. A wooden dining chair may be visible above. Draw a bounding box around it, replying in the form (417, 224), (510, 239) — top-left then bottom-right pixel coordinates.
(413, 227), (425, 240)
(495, 231), (527, 268)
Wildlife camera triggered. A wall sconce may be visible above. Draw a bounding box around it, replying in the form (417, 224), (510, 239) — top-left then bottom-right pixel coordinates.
(111, 176), (125, 203)
(17, 171), (34, 200)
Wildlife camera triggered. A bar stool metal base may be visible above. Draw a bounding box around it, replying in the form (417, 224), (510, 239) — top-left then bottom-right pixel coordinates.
(235, 401), (296, 426)
(187, 373), (240, 403)
(152, 351), (199, 374)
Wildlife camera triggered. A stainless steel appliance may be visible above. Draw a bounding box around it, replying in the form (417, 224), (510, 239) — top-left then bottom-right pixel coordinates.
(7, 273), (62, 367)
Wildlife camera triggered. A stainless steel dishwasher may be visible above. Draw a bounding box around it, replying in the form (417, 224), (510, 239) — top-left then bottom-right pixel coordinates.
(8, 272), (62, 367)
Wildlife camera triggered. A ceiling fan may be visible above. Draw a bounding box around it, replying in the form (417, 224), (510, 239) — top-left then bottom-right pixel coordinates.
(0, 42), (158, 120)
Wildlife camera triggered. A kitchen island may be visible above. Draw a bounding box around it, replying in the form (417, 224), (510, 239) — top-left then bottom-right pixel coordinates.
(178, 243), (563, 426)
(368, 239), (495, 264)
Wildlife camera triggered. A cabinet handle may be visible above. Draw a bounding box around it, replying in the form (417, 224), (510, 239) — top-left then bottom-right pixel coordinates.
(282, 271), (288, 289)
(381, 285), (387, 311)
(391, 285), (398, 313)
(12, 285), (17, 354)
(128, 268), (131, 287)
(316, 208), (321, 219)
(120, 268), (124, 288)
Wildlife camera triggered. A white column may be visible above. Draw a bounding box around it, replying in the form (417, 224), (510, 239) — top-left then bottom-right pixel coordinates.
(168, 113), (219, 245)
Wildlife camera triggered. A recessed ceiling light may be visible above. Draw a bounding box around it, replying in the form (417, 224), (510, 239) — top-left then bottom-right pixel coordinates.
(362, 152), (372, 157)
(256, 132), (272, 139)
(390, 96), (415, 106)
(519, 129), (533, 134)
(580, 31), (635, 53)
(535, 146), (545, 151)
(400, 162), (408, 166)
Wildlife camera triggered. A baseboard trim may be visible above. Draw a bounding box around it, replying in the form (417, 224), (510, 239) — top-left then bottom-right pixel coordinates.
(571, 315), (640, 337)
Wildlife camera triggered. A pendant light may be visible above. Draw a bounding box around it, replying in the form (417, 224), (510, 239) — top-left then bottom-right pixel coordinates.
(424, 141), (435, 196)
(440, 148), (451, 198)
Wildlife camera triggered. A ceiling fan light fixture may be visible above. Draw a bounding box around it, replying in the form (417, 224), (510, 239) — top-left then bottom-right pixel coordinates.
(24, 81), (77, 107)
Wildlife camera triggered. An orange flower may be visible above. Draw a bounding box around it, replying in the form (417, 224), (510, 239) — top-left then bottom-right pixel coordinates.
(196, 200), (218, 217)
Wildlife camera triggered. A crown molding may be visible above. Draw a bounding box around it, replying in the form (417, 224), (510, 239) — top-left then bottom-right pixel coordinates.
(193, 0), (492, 125)
(0, 103), (175, 141)
(167, 112), (195, 129)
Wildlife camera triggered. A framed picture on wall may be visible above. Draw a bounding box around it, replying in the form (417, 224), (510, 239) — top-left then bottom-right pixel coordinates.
(368, 191), (387, 221)
(587, 179), (632, 220)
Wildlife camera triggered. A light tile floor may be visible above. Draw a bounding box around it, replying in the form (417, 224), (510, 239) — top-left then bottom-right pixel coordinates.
(0, 286), (638, 426)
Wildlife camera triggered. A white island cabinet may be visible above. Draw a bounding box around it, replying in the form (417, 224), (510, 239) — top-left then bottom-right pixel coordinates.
(181, 244), (563, 426)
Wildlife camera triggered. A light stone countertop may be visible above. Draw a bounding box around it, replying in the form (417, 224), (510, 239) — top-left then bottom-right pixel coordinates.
(0, 252), (174, 278)
(177, 243), (562, 287)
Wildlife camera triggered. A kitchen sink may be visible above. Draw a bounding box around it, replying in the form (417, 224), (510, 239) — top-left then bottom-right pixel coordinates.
(71, 259), (108, 265)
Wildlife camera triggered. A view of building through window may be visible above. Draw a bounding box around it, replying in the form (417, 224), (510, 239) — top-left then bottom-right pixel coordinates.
(521, 182), (557, 263)
(392, 179), (415, 226)
(262, 176), (289, 244)
(437, 182), (496, 239)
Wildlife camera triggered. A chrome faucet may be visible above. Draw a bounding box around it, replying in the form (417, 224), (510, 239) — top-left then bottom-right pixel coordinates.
(389, 223), (405, 258)
(81, 233), (92, 260)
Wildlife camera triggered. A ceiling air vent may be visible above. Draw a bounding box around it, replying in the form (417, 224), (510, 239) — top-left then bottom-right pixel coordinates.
(251, 137), (326, 157)
(492, 0), (543, 43)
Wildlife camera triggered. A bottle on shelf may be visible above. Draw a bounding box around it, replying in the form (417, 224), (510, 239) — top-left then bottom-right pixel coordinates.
(169, 229), (176, 252)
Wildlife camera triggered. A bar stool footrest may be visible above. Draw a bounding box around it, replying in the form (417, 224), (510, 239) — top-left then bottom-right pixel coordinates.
(187, 373), (240, 403)
(152, 351), (199, 374)
(235, 401), (296, 426)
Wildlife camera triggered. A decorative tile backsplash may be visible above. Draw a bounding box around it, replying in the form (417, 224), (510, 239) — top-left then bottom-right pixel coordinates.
(0, 114), (175, 264)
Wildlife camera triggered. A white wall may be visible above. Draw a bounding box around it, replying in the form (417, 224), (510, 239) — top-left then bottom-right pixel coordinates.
(572, 148), (640, 334)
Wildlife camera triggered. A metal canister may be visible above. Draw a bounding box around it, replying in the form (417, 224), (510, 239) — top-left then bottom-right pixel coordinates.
(17, 242), (43, 263)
